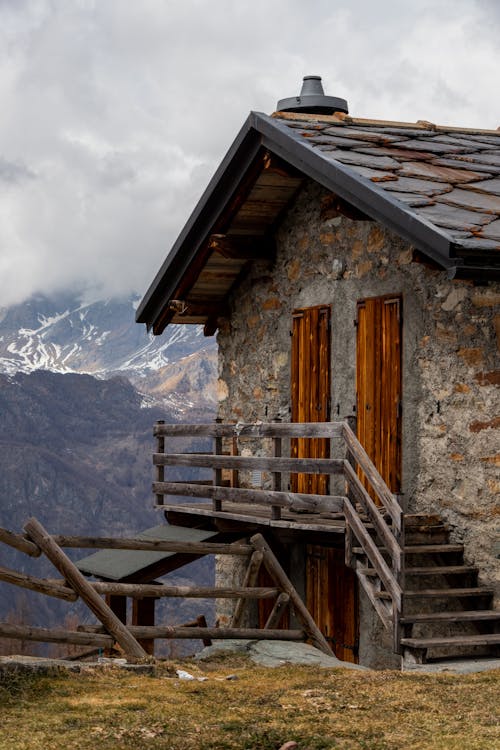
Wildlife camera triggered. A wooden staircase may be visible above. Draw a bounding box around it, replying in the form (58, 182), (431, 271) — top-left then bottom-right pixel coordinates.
(351, 514), (500, 664)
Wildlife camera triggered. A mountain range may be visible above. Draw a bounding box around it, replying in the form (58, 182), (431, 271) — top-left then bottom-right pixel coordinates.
(0, 293), (217, 414)
(0, 293), (217, 651)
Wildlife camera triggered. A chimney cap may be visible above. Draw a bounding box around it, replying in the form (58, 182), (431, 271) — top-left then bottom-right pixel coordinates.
(276, 75), (348, 115)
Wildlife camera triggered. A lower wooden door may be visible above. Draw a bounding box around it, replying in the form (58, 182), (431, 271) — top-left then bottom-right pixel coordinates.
(306, 545), (359, 662)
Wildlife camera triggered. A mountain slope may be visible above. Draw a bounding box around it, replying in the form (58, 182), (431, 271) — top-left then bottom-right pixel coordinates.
(0, 293), (217, 413)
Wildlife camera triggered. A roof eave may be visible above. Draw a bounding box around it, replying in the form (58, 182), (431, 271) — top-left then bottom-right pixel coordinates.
(136, 114), (264, 331)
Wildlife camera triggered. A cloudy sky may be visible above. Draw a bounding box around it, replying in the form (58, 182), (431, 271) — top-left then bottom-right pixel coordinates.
(0, 0), (499, 306)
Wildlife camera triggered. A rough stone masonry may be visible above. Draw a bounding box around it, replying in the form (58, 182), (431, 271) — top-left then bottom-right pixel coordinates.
(214, 180), (499, 664)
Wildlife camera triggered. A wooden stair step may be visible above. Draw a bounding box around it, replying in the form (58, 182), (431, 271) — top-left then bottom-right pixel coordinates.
(401, 610), (500, 624)
(404, 587), (494, 598)
(403, 566), (478, 576)
(403, 544), (464, 554)
(401, 634), (500, 649)
(360, 565), (477, 577)
(353, 543), (464, 555)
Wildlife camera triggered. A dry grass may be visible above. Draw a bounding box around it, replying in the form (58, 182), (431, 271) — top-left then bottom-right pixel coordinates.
(0, 654), (498, 749)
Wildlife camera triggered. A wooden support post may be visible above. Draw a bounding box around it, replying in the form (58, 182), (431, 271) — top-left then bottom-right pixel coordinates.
(231, 435), (239, 488)
(213, 418), (223, 511)
(105, 594), (127, 623)
(345, 523), (355, 569)
(196, 615), (212, 647)
(271, 419), (282, 521)
(155, 420), (165, 506)
(23, 517), (148, 661)
(250, 533), (334, 657)
(230, 550), (263, 628)
(393, 505), (405, 655)
(0, 565), (77, 602)
(104, 594), (127, 657)
(132, 597), (156, 656)
(0, 527), (41, 557)
(264, 592), (289, 630)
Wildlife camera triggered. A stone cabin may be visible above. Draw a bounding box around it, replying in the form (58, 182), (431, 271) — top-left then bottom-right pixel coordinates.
(137, 77), (499, 667)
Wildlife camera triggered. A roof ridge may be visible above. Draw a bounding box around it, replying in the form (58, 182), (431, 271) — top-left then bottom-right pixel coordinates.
(272, 110), (500, 137)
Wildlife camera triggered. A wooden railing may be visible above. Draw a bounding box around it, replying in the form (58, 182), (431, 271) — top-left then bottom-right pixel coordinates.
(153, 419), (405, 653)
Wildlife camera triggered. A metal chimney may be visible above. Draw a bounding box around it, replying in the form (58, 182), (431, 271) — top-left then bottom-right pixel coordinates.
(276, 75), (348, 115)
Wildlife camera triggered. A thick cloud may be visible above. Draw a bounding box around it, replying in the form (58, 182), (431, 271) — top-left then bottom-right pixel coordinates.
(0, 0), (498, 306)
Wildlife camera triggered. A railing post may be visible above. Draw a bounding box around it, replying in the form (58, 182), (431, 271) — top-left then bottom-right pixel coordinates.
(213, 417), (223, 512)
(271, 418), (282, 521)
(393, 501), (405, 654)
(345, 520), (355, 569)
(155, 420), (165, 506)
(231, 434), (239, 488)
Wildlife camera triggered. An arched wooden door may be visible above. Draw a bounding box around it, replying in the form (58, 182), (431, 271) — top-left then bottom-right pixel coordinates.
(291, 304), (359, 662)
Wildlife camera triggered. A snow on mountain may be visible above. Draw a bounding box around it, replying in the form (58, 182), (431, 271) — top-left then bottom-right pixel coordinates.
(0, 292), (213, 375)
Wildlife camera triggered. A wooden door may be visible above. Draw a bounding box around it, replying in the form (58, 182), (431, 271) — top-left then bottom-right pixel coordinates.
(291, 305), (359, 662)
(356, 295), (402, 495)
(290, 305), (331, 493)
(306, 546), (359, 662)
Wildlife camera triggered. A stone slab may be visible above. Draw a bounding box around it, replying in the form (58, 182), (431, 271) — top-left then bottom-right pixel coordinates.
(402, 657), (500, 675)
(194, 639), (367, 670)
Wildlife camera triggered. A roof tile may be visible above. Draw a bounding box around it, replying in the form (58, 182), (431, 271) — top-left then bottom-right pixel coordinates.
(321, 149), (401, 170)
(397, 161), (485, 183)
(382, 176), (452, 196)
(415, 204), (493, 230)
(438, 187), (500, 214)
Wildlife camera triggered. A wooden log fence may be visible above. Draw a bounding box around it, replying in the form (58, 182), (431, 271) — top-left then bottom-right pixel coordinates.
(23, 517), (148, 661)
(0, 520), (332, 658)
(152, 419), (405, 654)
(0, 420), (405, 657)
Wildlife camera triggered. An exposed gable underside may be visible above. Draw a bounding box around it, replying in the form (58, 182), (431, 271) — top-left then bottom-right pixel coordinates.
(137, 111), (500, 334)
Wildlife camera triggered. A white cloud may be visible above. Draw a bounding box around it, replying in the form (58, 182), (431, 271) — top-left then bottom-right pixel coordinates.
(0, 0), (498, 306)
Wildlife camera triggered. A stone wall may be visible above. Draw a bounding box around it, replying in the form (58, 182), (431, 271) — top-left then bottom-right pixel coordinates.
(215, 180), (499, 659)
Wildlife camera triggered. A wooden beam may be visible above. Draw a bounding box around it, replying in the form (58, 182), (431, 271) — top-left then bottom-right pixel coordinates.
(0, 565), (77, 602)
(155, 453), (345, 474)
(178, 300), (228, 318)
(155, 481), (345, 514)
(132, 597), (156, 656)
(208, 234), (275, 260)
(0, 527), (41, 557)
(231, 550), (264, 628)
(342, 422), (402, 529)
(153, 421), (345, 439)
(52, 535), (253, 556)
(81, 625), (305, 641)
(343, 499), (401, 610)
(264, 592), (290, 630)
(91, 583), (279, 599)
(23, 517), (148, 661)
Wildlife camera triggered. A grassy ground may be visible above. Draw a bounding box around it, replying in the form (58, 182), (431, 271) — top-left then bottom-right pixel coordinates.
(0, 655), (498, 750)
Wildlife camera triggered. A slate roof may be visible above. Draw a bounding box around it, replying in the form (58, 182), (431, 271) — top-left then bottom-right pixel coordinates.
(137, 109), (500, 334)
(272, 110), (500, 261)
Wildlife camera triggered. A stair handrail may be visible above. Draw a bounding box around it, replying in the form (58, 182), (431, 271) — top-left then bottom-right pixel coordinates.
(341, 422), (405, 651)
